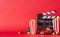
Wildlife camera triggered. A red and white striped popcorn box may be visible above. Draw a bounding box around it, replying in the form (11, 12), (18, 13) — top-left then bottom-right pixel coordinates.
(52, 16), (60, 34)
(29, 19), (37, 34)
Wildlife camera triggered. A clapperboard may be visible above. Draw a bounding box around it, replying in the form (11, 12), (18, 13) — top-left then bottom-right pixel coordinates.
(37, 10), (60, 34)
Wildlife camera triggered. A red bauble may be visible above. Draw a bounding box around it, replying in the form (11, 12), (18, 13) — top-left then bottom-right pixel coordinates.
(41, 28), (52, 34)
(36, 30), (40, 34)
(20, 30), (24, 34)
(40, 31), (45, 35)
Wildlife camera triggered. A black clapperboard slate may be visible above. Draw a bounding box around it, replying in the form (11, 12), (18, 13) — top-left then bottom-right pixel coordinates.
(37, 10), (57, 34)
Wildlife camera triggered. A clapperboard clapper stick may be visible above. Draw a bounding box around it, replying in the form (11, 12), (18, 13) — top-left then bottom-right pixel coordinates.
(42, 10), (57, 19)
(42, 10), (56, 15)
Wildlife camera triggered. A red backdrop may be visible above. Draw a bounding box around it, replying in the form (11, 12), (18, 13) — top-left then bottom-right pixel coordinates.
(0, 0), (60, 32)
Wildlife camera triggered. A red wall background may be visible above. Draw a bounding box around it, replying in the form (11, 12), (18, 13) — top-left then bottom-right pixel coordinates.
(0, 0), (60, 32)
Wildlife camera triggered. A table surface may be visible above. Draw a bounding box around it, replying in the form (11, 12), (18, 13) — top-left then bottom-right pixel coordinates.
(0, 32), (60, 37)
(0, 34), (60, 37)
